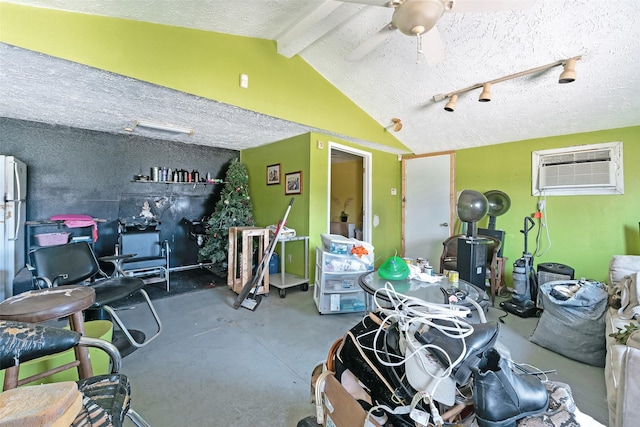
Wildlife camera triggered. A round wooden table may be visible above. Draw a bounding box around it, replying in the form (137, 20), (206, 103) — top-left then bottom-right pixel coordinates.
(0, 285), (96, 388)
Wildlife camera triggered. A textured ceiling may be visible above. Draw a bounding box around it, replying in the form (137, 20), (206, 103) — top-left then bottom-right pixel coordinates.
(1, 0), (640, 154)
(0, 43), (387, 152)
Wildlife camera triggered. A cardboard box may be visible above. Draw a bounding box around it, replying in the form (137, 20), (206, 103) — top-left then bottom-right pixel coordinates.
(319, 373), (382, 427)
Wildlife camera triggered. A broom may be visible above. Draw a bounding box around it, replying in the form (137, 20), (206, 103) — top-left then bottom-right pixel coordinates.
(233, 197), (295, 310)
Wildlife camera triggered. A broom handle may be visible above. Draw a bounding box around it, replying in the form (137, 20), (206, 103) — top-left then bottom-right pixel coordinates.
(255, 197), (294, 278)
(233, 198), (294, 308)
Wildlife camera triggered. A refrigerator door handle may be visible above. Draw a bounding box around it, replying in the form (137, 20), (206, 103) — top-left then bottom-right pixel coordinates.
(9, 200), (22, 241)
(8, 160), (23, 241)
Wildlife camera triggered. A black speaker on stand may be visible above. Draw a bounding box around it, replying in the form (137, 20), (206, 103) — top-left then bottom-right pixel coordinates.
(457, 236), (489, 289)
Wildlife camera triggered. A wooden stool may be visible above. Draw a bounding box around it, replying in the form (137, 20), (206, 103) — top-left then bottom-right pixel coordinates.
(0, 285), (96, 389)
(227, 226), (270, 295)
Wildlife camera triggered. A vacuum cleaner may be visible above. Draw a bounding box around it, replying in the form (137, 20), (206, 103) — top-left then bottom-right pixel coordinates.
(500, 217), (540, 318)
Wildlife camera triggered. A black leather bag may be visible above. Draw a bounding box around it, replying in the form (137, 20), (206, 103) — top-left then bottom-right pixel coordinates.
(333, 313), (420, 426)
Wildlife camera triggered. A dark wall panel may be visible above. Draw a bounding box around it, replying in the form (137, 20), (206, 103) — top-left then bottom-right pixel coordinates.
(1, 117), (238, 267)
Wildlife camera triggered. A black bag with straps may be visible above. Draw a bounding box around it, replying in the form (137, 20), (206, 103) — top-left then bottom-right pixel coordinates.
(333, 313), (422, 426)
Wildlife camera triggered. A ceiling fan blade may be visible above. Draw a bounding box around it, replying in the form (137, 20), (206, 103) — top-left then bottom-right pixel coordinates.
(339, 0), (394, 7)
(449, 0), (537, 13)
(347, 23), (396, 61)
(421, 26), (445, 67)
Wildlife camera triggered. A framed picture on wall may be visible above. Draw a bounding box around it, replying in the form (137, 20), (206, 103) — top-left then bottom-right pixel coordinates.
(266, 164), (281, 185)
(285, 171), (302, 195)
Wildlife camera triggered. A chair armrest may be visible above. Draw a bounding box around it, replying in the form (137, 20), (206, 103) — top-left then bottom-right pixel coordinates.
(26, 263), (63, 288)
(0, 320), (121, 374)
(99, 254), (137, 277)
(33, 275), (54, 289)
(78, 336), (122, 373)
(0, 320), (81, 369)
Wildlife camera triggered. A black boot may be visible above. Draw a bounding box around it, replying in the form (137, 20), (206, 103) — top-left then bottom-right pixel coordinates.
(415, 320), (500, 385)
(471, 348), (548, 427)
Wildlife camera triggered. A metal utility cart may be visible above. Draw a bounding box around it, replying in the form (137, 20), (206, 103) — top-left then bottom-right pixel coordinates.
(269, 235), (309, 298)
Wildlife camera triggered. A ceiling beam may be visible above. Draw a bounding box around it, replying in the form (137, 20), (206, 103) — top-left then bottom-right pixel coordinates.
(276, 1), (364, 58)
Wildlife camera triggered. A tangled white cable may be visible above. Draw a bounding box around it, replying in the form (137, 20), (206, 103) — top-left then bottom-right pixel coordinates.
(356, 281), (479, 425)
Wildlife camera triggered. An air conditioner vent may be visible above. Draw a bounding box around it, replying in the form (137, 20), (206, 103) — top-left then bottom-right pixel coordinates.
(532, 142), (623, 196)
(540, 149), (610, 166)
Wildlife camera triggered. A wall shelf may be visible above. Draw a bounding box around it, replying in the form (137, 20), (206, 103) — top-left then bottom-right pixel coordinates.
(131, 181), (224, 185)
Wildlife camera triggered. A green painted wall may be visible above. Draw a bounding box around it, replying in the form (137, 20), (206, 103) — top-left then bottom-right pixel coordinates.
(241, 134), (310, 279)
(370, 150), (404, 262)
(242, 132), (403, 284)
(455, 126), (640, 284)
(0, 2), (408, 153)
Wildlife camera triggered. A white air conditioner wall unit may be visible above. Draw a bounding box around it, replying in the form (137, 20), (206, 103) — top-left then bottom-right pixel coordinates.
(532, 141), (623, 196)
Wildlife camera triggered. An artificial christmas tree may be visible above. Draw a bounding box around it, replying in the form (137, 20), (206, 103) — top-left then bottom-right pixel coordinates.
(199, 159), (254, 274)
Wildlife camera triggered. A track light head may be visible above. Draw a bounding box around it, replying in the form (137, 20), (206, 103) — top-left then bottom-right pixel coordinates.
(559, 58), (577, 83)
(444, 94), (458, 112)
(479, 83), (492, 102)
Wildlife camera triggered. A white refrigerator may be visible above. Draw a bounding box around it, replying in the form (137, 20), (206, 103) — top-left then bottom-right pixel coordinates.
(0, 155), (27, 301)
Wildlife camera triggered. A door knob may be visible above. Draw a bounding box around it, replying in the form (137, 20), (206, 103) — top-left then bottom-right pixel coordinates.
(439, 223), (449, 227)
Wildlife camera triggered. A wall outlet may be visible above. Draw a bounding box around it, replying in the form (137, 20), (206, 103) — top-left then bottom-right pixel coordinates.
(317, 140), (324, 149)
(391, 188), (397, 196)
(538, 200), (545, 211)
(239, 74), (249, 88)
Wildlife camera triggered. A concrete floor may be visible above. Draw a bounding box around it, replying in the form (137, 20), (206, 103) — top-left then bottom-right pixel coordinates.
(116, 282), (608, 426)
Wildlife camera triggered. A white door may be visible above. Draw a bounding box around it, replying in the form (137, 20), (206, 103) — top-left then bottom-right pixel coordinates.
(403, 153), (453, 271)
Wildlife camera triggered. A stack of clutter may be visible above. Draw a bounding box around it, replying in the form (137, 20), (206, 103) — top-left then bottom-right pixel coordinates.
(304, 282), (589, 427)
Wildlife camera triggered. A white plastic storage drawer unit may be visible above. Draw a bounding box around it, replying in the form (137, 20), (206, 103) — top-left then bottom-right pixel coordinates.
(313, 246), (373, 314)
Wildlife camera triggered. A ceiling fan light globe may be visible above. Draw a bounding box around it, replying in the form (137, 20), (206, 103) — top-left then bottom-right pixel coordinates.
(392, 0), (445, 36)
(411, 25), (426, 35)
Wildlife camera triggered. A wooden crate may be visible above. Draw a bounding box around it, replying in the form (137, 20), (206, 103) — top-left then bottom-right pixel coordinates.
(227, 227), (270, 295)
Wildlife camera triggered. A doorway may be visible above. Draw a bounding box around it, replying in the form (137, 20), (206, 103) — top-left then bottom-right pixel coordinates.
(403, 153), (454, 271)
(328, 142), (372, 243)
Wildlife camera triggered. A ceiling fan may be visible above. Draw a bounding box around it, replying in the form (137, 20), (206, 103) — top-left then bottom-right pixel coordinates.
(342, 0), (536, 66)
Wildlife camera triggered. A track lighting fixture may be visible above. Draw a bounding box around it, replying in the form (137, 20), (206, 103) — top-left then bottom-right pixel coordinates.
(479, 83), (492, 102)
(558, 58), (577, 83)
(434, 56), (581, 112)
(444, 95), (457, 112)
(126, 120), (195, 136)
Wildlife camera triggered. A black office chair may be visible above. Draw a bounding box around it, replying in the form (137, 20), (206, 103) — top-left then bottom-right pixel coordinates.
(115, 229), (170, 292)
(0, 319), (150, 426)
(28, 242), (162, 350)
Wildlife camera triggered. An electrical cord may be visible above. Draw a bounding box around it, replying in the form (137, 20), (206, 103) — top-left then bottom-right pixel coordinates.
(354, 282), (477, 426)
(534, 193), (552, 257)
